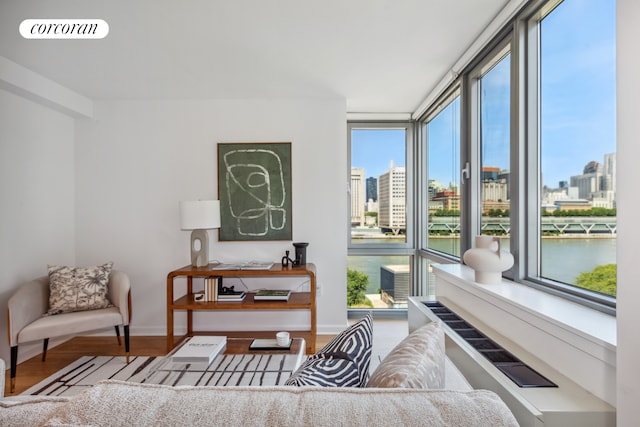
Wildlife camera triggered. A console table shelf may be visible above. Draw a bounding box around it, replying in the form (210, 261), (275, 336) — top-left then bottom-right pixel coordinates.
(166, 263), (316, 355)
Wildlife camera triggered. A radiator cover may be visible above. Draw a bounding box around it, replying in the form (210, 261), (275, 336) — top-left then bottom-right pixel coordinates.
(423, 301), (556, 388)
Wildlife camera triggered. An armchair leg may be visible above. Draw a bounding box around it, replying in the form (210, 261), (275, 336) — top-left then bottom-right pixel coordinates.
(115, 325), (121, 346)
(42, 338), (49, 362)
(10, 346), (17, 394)
(124, 325), (130, 363)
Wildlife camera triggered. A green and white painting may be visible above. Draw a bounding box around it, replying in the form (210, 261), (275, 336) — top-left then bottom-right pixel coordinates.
(217, 142), (292, 241)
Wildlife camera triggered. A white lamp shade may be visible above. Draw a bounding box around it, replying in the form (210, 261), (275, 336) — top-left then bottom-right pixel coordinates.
(180, 200), (221, 230)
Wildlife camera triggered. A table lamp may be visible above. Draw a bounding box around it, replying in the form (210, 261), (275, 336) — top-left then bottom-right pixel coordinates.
(180, 200), (221, 267)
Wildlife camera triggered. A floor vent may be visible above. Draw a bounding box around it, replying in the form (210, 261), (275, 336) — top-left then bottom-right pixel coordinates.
(423, 301), (557, 388)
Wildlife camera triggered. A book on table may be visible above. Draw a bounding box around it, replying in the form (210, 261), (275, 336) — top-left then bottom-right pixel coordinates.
(216, 291), (246, 302)
(254, 289), (291, 301)
(249, 338), (292, 350)
(171, 336), (227, 364)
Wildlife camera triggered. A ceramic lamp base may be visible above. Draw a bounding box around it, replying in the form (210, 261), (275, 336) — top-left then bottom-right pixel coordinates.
(190, 229), (209, 267)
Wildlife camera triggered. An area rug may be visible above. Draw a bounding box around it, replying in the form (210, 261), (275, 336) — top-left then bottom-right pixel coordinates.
(21, 355), (156, 397)
(145, 353), (302, 388)
(21, 353), (303, 396)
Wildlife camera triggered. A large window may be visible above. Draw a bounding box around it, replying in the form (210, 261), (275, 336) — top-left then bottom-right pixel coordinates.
(348, 124), (413, 310)
(349, 0), (616, 312)
(536, 0), (617, 298)
(350, 128), (408, 245)
(477, 48), (511, 240)
(417, 0), (616, 311)
(424, 90), (461, 259)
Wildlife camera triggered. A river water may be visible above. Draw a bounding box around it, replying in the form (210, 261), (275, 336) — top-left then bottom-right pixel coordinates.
(349, 237), (616, 294)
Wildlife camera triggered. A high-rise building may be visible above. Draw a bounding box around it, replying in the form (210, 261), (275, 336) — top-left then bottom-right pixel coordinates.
(603, 153), (616, 192)
(350, 168), (365, 226)
(569, 155), (616, 209)
(570, 173), (599, 200)
(583, 160), (602, 175)
(481, 166), (508, 203)
(427, 179), (444, 202)
(380, 264), (410, 305)
(378, 162), (405, 232)
(481, 166), (500, 181)
(431, 190), (460, 211)
(498, 170), (511, 200)
(366, 177), (377, 202)
(482, 181), (508, 202)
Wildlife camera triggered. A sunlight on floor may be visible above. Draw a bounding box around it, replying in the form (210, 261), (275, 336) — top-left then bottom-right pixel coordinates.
(352, 317), (408, 372)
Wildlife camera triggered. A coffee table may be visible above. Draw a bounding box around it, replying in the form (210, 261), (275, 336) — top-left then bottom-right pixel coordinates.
(145, 337), (306, 387)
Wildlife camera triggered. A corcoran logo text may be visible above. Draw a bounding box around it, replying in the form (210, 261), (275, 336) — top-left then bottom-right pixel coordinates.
(19, 19), (109, 39)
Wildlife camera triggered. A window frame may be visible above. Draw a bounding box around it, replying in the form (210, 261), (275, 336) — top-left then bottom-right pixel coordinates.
(517, 0), (616, 313)
(467, 38), (514, 280)
(416, 87), (465, 298)
(414, 0), (616, 313)
(347, 122), (416, 314)
(419, 85), (464, 263)
(347, 121), (415, 255)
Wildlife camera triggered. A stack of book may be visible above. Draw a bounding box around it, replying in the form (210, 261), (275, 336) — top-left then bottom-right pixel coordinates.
(202, 277), (220, 302)
(195, 277), (246, 302)
(216, 290), (246, 301)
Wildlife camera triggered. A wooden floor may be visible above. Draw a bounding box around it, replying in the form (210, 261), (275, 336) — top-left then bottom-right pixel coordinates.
(4, 335), (335, 396)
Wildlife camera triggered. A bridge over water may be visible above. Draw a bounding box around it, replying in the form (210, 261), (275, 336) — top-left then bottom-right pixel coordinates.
(428, 216), (617, 235)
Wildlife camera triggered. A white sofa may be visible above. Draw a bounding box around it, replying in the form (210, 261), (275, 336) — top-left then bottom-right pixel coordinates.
(0, 378), (518, 427)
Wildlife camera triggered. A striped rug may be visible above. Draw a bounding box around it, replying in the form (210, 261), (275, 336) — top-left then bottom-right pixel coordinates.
(145, 352), (302, 387)
(21, 354), (303, 397)
(21, 356), (155, 396)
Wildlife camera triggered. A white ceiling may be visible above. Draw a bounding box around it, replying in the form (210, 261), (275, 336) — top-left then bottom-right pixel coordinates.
(0, 0), (510, 113)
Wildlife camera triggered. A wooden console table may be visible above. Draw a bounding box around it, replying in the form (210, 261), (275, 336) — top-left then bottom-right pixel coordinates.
(166, 263), (316, 354)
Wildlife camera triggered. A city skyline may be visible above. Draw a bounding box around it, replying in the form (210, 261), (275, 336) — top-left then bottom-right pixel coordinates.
(352, 129), (616, 195)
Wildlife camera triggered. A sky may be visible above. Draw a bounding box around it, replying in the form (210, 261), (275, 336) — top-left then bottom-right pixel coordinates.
(351, 129), (406, 178)
(352, 0), (616, 190)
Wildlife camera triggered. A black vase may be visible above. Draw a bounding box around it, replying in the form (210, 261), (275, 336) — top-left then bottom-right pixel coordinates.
(293, 242), (309, 265)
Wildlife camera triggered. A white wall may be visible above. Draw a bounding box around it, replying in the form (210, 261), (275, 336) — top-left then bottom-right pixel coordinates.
(616, 0), (640, 425)
(0, 88), (76, 363)
(74, 98), (348, 336)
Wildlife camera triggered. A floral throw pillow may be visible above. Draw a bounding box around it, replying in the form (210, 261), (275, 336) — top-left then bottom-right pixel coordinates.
(47, 262), (114, 315)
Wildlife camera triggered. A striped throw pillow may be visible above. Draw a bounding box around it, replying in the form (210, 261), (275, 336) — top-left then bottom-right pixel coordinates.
(286, 312), (373, 387)
(283, 356), (361, 387)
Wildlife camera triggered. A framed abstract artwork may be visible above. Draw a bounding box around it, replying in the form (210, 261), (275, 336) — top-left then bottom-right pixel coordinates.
(217, 142), (292, 241)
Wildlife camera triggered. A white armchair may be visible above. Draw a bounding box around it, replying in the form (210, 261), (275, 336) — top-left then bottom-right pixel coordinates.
(7, 270), (131, 393)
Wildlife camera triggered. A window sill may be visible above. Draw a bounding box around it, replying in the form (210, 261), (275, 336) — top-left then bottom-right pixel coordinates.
(430, 263), (616, 406)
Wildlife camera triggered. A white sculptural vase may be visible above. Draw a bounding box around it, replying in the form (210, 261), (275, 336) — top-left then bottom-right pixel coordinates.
(463, 235), (514, 285)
